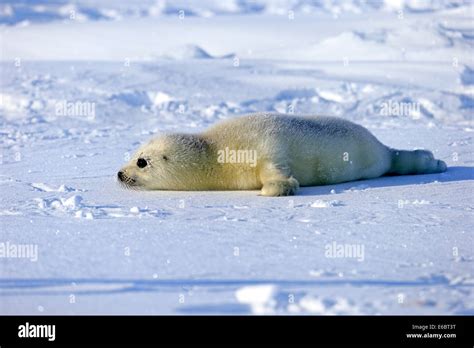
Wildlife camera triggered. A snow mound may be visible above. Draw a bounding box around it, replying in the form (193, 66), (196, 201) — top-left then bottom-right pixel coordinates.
(289, 296), (360, 315)
(31, 183), (75, 193)
(33, 194), (170, 219)
(310, 200), (344, 208)
(275, 88), (316, 101)
(109, 90), (151, 107)
(166, 45), (214, 60)
(235, 285), (276, 314)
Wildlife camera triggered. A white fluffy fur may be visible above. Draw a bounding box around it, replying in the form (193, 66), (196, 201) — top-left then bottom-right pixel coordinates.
(118, 113), (447, 196)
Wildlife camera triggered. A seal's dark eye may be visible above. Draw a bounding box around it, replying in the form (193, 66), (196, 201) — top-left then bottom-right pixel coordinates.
(137, 158), (147, 168)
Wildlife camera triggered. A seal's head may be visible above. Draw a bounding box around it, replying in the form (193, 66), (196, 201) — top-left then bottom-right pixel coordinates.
(117, 133), (211, 190)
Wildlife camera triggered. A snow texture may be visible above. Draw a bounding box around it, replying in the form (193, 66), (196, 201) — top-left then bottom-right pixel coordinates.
(0, 0), (473, 315)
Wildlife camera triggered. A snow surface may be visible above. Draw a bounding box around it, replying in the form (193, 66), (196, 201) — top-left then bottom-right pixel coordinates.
(0, 0), (473, 315)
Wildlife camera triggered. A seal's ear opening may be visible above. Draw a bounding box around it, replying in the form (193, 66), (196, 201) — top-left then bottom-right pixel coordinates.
(172, 134), (208, 151)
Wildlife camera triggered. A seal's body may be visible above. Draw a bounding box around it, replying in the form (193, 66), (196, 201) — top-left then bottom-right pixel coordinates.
(118, 113), (447, 196)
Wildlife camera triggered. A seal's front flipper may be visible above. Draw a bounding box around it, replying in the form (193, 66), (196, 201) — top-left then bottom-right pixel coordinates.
(260, 177), (299, 196)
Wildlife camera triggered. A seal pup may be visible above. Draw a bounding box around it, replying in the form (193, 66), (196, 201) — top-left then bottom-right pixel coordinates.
(118, 113), (447, 196)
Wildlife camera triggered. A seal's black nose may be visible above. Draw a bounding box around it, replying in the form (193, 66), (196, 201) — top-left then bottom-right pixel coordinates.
(117, 171), (125, 181)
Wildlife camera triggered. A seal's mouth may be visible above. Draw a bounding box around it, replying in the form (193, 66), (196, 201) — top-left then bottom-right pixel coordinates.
(117, 171), (138, 189)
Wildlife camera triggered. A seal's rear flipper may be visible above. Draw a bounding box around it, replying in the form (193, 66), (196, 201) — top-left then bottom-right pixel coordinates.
(389, 149), (447, 175)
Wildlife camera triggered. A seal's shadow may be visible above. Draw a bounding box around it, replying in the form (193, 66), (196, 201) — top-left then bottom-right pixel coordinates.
(298, 166), (474, 196)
